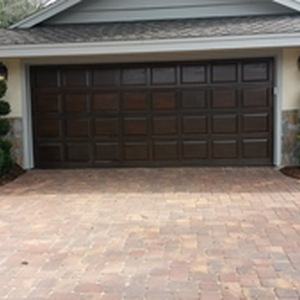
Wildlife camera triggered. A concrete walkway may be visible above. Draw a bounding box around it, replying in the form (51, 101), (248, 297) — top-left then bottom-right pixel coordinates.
(0, 168), (300, 299)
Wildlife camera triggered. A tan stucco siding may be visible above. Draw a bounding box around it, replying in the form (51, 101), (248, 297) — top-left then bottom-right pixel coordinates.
(3, 59), (23, 118)
(282, 48), (300, 111)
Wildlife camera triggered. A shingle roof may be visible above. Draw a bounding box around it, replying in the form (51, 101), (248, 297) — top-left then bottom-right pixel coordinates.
(1, 14), (300, 46)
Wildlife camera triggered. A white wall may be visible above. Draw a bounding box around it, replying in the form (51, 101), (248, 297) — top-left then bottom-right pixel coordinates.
(282, 48), (300, 111)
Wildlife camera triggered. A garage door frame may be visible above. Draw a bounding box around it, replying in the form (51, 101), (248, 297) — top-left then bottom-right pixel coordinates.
(20, 50), (282, 169)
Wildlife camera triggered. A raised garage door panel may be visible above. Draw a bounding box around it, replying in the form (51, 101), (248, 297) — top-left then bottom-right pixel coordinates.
(31, 58), (274, 168)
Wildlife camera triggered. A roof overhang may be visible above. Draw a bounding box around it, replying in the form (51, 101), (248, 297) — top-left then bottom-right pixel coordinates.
(273, 0), (300, 12)
(0, 33), (300, 59)
(9, 0), (300, 29)
(9, 0), (82, 29)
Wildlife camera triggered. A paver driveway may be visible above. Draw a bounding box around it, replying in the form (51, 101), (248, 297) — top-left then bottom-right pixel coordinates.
(0, 167), (300, 300)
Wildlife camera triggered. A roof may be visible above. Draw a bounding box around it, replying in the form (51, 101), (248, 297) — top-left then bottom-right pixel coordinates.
(273, 0), (300, 12)
(10, 0), (82, 29)
(9, 0), (300, 29)
(2, 14), (300, 46)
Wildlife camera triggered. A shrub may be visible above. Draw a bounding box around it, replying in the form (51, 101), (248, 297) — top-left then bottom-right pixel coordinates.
(0, 140), (12, 152)
(0, 147), (13, 176)
(0, 148), (4, 172)
(0, 80), (7, 99)
(0, 119), (10, 136)
(0, 79), (13, 175)
(0, 100), (11, 115)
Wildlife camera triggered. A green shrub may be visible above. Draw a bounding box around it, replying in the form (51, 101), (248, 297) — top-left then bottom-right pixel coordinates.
(0, 119), (10, 136)
(0, 139), (12, 152)
(3, 150), (12, 171)
(0, 79), (13, 176)
(0, 140), (13, 175)
(0, 80), (7, 99)
(0, 100), (11, 116)
(0, 148), (4, 172)
(0, 147), (12, 176)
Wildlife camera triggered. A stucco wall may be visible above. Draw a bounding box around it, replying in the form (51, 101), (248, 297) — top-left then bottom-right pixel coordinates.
(282, 48), (300, 111)
(1, 59), (24, 165)
(281, 48), (300, 165)
(2, 59), (23, 118)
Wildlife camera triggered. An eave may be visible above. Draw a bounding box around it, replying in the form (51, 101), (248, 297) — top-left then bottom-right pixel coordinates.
(9, 0), (300, 29)
(9, 0), (82, 29)
(273, 0), (300, 12)
(0, 33), (300, 59)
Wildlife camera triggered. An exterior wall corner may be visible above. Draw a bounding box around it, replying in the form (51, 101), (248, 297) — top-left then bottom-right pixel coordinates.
(281, 48), (300, 166)
(1, 59), (25, 167)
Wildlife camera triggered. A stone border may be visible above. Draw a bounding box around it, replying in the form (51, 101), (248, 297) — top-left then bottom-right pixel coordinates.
(282, 109), (300, 166)
(7, 117), (23, 166)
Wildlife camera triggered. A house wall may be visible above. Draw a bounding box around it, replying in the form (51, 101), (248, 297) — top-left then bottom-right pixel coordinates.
(1, 59), (23, 166)
(281, 48), (300, 165)
(4, 59), (22, 118)
(3, 47), (300, 168)
(282, 48), (300, 110)
(46, 0), (293, 24)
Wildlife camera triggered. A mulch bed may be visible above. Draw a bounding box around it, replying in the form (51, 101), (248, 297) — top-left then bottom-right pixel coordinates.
(0, 164), (25, 186)
(280, 166), (300, 180)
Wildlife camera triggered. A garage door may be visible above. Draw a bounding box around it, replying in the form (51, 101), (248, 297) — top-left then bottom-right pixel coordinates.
(31, 58), (274, 168)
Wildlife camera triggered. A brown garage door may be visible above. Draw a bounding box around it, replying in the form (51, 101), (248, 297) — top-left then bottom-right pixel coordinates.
(31, 58), (274, 168)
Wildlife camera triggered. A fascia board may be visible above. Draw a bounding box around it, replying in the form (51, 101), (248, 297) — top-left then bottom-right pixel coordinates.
(273, 0), (300, 12)
(10, 0), (82, 29)
(0, 33), (300, 58)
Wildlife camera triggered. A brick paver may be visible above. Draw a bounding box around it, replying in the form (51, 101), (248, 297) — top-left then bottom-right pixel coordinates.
(0, 167), (300, 299)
